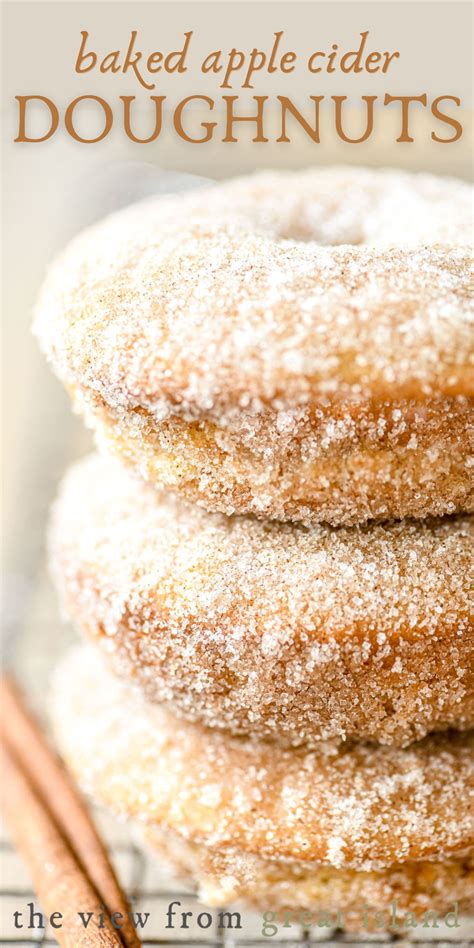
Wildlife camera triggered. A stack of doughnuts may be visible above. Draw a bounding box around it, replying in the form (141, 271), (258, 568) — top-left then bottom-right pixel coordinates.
(35, 167), (474, 931)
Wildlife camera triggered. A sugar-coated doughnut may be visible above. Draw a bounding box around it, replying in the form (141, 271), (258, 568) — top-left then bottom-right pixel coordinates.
(34, 167), (473, 526)
(49, 455), (474, 748)
(51, 646), (474, 872)
(140, 824), (474, 931)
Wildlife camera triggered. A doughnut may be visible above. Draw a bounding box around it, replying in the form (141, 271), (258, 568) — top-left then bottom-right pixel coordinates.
(49, 454), (474, 748)
(34, 166), (474, 527)
(51, 645), (474, 873)
(140, 824), (474, 930)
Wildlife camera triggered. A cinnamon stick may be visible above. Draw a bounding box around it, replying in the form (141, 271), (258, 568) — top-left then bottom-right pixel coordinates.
(1, 676), (141, 948)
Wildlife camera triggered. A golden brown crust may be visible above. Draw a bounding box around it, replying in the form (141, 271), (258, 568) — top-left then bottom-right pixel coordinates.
(141, 824), (474, 931)
(49, 455), (474, 748)
(34, 167), (474, 526)
(51, 646), (474, 871)
(82, 389), (474, 525)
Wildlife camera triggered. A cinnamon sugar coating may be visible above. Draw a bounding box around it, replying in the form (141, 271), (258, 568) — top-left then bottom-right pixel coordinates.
(51, 646), (474, 871)
(49, 454), (474, 748)
(34, 167), (474, 526)
(141, 824), (474, 930)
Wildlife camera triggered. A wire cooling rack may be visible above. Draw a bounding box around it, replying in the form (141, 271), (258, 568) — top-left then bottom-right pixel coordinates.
(1, 809), (474, 948)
